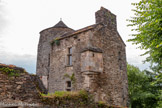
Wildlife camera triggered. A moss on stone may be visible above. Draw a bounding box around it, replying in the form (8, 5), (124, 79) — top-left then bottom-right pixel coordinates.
(0, 64), (26, 77)
(51, 37), (61, 46)
(39, 90), (126, 108)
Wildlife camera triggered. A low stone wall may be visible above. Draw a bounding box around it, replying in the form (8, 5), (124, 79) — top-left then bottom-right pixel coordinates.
(0, 71), (42, 107)
(0, 64), (127, 108)
(40, 90), (127, 108)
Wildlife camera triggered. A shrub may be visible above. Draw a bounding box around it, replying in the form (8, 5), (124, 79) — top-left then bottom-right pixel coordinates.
(51, 38), (60, 46)
(0, 63), (26, 77)
(0, 67), (20, 77)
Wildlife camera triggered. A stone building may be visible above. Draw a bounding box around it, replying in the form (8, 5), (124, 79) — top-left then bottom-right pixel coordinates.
(36, 7), (129, 107)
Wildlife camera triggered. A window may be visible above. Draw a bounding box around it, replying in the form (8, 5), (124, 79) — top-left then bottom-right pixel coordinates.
(68, 47), (72, 65)
(93, 53), (95, 57)
(48, 54), (50, 66)
(118, 51), (122, 70)
(66, 81), (71, 87)
(118, 52), (121, 60)
(66, 81), (71, 91)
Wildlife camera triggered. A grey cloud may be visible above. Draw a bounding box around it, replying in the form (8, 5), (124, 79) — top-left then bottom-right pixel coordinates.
(0, 1), (35, 73)
(127, 56), (151, 71)
(0, 52), (36, 73)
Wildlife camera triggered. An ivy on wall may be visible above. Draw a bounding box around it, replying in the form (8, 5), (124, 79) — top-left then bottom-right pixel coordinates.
(64, 73), (76, 84)
(51, 37), (60, 46)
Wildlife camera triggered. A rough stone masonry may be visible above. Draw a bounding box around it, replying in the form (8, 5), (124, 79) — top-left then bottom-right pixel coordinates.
(36, 7), (129, 107)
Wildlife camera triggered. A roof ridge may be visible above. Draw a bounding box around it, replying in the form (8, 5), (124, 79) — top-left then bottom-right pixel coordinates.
(57, 24), (98, 40)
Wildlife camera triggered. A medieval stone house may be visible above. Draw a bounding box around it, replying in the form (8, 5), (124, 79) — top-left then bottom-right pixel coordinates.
(36, 7), (128, 107)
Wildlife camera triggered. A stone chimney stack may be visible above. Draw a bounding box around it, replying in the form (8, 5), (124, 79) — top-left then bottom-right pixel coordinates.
(95, 7), (117, 30)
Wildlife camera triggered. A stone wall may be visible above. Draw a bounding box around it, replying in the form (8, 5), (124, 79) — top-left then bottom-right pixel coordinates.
(90, 24), (128, 106)
(49, 30), (92, 92)
(0, 72), (42, 106)
(36, 26), (74, 91)
(95, 7), (117, 30)
(81, 50), (103, 73)
(36, 27), (74, 87)
(0, 69), (127, 108)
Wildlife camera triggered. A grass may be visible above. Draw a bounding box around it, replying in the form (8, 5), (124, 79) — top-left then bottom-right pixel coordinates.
(40, 90), (87, 98)
(40, 90), (125, 108)
(40, 90), (91, 106)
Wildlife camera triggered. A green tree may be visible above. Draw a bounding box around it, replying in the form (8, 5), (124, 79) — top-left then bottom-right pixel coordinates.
(127, 0), (162, 73)
(127, 63), (161, 108)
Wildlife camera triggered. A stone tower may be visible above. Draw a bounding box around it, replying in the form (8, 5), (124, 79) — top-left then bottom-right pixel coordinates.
(36, 21), (74, 88)
(36, 7), (129, 107)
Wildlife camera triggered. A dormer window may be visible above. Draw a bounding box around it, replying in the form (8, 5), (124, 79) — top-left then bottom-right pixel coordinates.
(68, 47), (72, 66)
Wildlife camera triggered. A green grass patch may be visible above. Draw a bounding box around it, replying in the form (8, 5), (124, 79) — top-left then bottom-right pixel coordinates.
(40, 90), (88, 98)
(40, 90), (91, 106)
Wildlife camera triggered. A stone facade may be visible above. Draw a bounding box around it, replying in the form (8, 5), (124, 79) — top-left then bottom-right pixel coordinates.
(36, 7), (129, 107)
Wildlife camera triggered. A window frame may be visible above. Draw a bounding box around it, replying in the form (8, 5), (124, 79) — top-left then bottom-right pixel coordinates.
(67, 47), (72, 66)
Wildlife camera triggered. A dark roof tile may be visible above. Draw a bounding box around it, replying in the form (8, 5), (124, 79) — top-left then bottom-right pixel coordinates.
(53, 21), (68, 28)
(58, 24), (98, 40)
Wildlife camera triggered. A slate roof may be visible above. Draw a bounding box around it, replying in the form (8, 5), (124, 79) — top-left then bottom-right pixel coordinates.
(53, 21), (68, 28)
(58, 24), (98, 40)
(40, 20), (73, 33)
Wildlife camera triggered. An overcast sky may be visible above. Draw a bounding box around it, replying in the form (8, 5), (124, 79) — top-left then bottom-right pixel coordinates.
(0, 0), (150, 73)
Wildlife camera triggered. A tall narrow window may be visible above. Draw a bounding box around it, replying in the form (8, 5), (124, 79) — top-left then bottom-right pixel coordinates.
(48, 54), (50, 66)
(68, 47), (72, 65)
(118, 52), (121, 60)
(118, 51), (122, 70)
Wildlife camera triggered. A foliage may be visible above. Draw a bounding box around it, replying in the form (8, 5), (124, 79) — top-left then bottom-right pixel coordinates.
(40, 90), (92, 107)
(0, 67), (20, 77)
(127, 0), (162, 73)
(127, 63), (162, 108)
(0, 63), (26, 77)
(97, 101), (108, 107)
(40, 90), (122, 108)
(41, 90), (87, 98)
(64, 73), (76, 84)
(51, 37), (60, 46)
(127, 1), (162, 107)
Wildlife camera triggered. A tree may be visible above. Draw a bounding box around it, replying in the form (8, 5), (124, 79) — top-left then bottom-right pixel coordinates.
(127, 1), (162, 106)
(127, 0), (162, 73)
(127, 63), (161, 108)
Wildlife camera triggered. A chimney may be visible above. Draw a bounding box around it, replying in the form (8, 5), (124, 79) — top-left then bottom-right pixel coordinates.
(95, 7), (117, 30)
